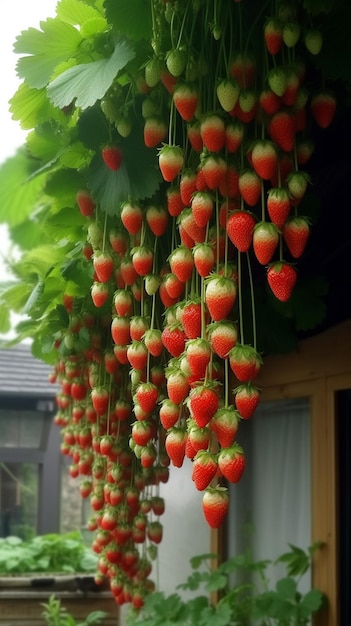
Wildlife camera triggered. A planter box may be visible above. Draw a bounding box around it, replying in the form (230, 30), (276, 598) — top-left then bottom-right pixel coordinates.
(0, 575), (118, 626)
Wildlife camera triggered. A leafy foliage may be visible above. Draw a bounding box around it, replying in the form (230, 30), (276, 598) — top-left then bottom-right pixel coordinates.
(41, 595), (107, 626)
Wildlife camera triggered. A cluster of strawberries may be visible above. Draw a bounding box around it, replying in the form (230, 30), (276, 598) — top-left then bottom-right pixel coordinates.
(51, 0), (335, 609)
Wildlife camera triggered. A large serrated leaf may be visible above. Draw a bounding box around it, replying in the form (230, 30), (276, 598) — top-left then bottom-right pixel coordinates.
(56, 0), (105, 26)
(105, 0), (152, 40)
(47, 39), (135, 110)
(14, 18), (82, 89)
(10, 83), (66, 130)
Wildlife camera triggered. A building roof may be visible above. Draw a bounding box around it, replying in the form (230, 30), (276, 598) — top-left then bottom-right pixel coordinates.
(0, 343), (57, 398)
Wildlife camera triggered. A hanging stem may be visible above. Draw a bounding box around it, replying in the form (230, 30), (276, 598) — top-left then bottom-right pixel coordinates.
(246, 251), (257, 350)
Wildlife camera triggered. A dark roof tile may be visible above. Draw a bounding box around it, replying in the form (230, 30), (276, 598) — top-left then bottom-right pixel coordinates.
(0, 343), (57, 398)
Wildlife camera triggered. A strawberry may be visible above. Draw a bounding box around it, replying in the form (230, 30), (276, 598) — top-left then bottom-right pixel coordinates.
(282, 216), (310, 259)
(188, 423), (211, 454)
(93, 250), (114, 283)
(296, 139), (314, 166)
(282, 21), (300, 47)
(200, 113), (226, 152)
(91, 386), (110, 415)
(165, 427), (187, 467)
(180, 169), (197, 205)
(188, 384), (219, 428)
(207, 405), (239, 447)
(218, 444), (246, 483)
(116, 116), (132, 138)
(173, 82), (199, 121)
(143, 329), (163, 357)
(235, 90), (258, 122)
(131, 246), (154, 277)
(259, 88), (281, 115)
(216, 78), (240, 112)
(158, 144), (184, 182)
(181, 300), (202, 339)
(91, 282), (109, 308)
(76, 189), (95, 217)
(267, 261), (297, 302)
(169, 245), (194, 282)
(268, 111), (295, 152)
(225, 121), (244, 153)
(166, 368), (190, 404)
(201, 155), (227, 190)
(120, 257), (138, 285)
(159, 281), (180, 308)
(253, 221), (280, 265)
(111, 315), (131, 345)
(109, 229), (128, 257)
(304, 29), (323, 55)
(132, 420), (153, 446)
(113, 289), (133, 317)
(126, 340), (148, 370)
(234, 383), (260, 419)
(159, 399), (180, 429)
(143, 116), (168, 148)
(193, 243), (215, 278)
(264, 18), (283, 55)
(144, 56), (162, 87)
(179, 208), (206, 244)
(229, 344), (262, 382)
(267, 67), (287, 97)
(187, 121), (203, 152)
(160, 67), (177, 94)
(102, 144), (123, 171)
(146, 204), (168, 236)
(120, 201), (143, 235)
(267, 187), (291, 229)
(205, 275), (237, 322)
(229, 52), (256, 89)
(186, 338), (211, 379)
(147, 520), (163, 543)
(166, 48), (187, 77)
(202, 486), (229, 528)
(164, 272), (185, 299)
(311, 91), (336, 129)
(208, 321), (238, 359)
(281, 67), (300, 106)
(251, 140), (278, 181)
(286, 171), (310, 201)
(238, 169), (261, 207)
(162, 324), (186, 357)
(135, 382), (159, 413)
(166, 185), (184, 217)
(226, 210), (256, 252)
(192, 451), (218, 491)
(191, 191), (214, 228)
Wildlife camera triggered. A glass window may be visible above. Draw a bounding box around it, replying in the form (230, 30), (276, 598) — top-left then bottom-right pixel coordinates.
(0, 410), (45, 448)
(0, 462), (39, 539)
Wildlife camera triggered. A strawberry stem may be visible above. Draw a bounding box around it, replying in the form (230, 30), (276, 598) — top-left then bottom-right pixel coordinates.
(237, 251), (244, 344)
(246, 251), (257, 350)
(224, 357), (229, 408)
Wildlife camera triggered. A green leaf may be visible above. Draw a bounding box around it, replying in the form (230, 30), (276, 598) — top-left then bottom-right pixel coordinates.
(57, 0), (106, 26)
(0, 307), (11, 335)
(14, 18), (82, 88)
(275, 576), (297, 599)
(10, 83), (66, 131)
(47, 38), (135, 110)
(298, 589), (324, 618)
(189, 553), (217, 569)
(22, 280), (45, 315)
(105, 0), (153, 40)
(198, 602), (232, 626)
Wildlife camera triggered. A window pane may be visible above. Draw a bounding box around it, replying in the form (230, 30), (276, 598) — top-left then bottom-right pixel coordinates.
(0, 410), (44, 448)
(0, 463), (38, 539)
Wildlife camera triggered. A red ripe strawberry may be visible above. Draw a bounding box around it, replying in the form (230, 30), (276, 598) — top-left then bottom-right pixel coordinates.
(131, 246), (154, 277)
(281, 67), (300, 106)
(159, 399), (180, 429)
(166, 185), (184, 217)
(188, 423), (211, 454)
(229, 52), (256, 89)
(268, 111), (295, 152)
(162, 324), (186, 358)
(135, 382), (159, 413)
(264, 17), (283, 55)
(165, 427), (187, 467)
(179, 224), (196, 249)
(181, 300), (202, 339)
(180, 169), (197, 205)
(205, 275), (237, 322)
(225, 121), (244, 153)
(179, 208), (206, 244)
(202, 486), (229, 529)
(109, 229), (128, 257)
(164, 273), (185, 299)
(186, 338), (211, 379)
(187, 121), (203, 152)
(210, 406), (239, 447)
(286, 171), (310, 201)
(144, 116), (168, 148)
(191, 191), (214, 228)
(219, 162), (240, 199)
(201, 155), (227, 190)
(132, 420), (153, 446)
(259, 88), (281, 115)
(253, 221), (280, 265)
(160, 67), (177, 93)
(120, 258), (138, 285)
(218, 444), (246, 483)
(311, 91), (336, 128)
(173, 82), (199, 121)
(102, 144), (123, 171)
(159, 281), (180, 308)
(76, 189), (95, 216)
(188, 384), (219, 428)
(130, 315), (149, 341)
(282, 216), (310, 259)
(238, 169), (261, 206)
(192, 451), (218, 491)
(93, 250), (114, 283)
(166, 368), (190, 404)
(267, 261), (297, 302)
(234, 383), (260, 419)
(111, 315), (131, 345)
(91, 282), (109, 308)
(91, 386), (110, 415)
(200, 113), (226, 152)
(193, 243), (215, 278)
(121, 201), (143, 235)
(146, 204), (168, 236)
(127, 340), (148, 370)
(229, 344), (262, 382)
(267, 187), (291, 229)
(216, 78), (240, 112)
(158, 144), (184, 182)
(140, 443), (157, 468)
(144, 329), (163, 357)
(208, 321), (238, 359)
(251, 140), (278, 181)
(169, 245), (194, 282)
(113, 289), (133, 316)
(226, 209), (256, 253)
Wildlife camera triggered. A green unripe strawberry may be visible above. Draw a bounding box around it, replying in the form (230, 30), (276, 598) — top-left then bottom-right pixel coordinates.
(267, 67), (287, 97)
(145, 57), (162, 87)
(282, 21), (300, 47)
(304, 29), (323, 55)
(166, 48), (187, 77)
